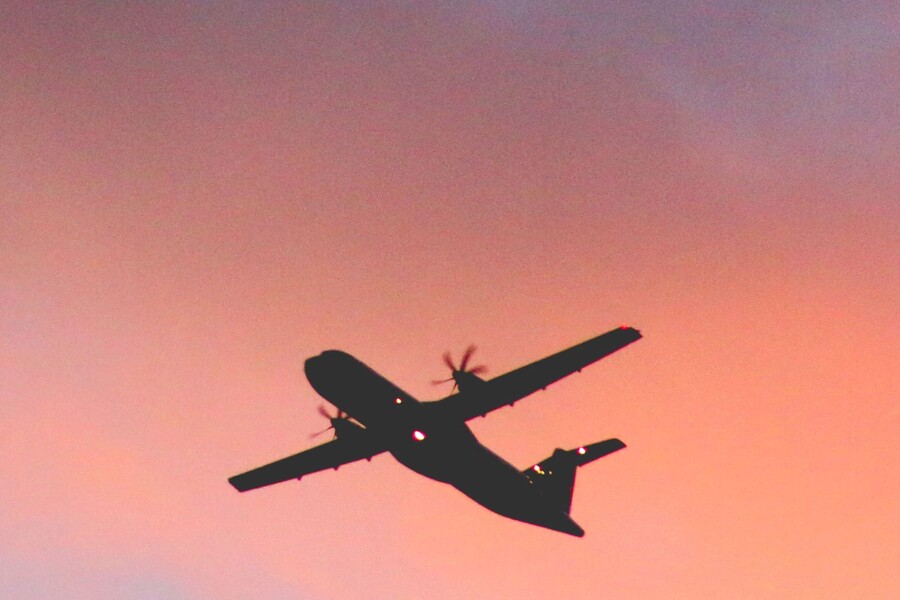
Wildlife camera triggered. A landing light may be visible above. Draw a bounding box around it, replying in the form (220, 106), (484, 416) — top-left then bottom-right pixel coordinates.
(577, 447), (586, 455)
(394, 398), (402, 404)
(412, 430), (426, 441)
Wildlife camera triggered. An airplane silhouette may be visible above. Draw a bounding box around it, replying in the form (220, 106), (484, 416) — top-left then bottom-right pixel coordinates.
(229, 326), (642, 536)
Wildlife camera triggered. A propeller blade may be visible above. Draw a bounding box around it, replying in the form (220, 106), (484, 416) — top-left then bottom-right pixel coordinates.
(459, 345), (477, 371)
(434, 345), (486, 389)
(442, 351), (456, 371)
(309, 423), (333, 439)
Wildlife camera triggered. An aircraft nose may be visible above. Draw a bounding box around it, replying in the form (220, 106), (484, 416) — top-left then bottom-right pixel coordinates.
(304, 354), (323, 379)
(304, 350), (350, 386)
(303, 354), (329, 398)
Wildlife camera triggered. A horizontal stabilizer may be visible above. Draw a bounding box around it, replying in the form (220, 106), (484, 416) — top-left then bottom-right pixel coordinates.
(572, 438), (626, 465)
(523, 438), (625, 515)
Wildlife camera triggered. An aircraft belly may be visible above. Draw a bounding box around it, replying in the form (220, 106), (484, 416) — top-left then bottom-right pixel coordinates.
(390, 437), (581, 535)
(388, 434), (479, 484)
(452, 450), (553, 520)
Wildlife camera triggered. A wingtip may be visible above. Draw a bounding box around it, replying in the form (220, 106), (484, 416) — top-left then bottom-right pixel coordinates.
(566, 520), (586, 537)
(619, 324), (642, 336)
(228, 475), (250, 492)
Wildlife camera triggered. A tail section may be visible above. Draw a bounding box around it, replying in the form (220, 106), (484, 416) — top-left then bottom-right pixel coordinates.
(523, 439), (626, 515)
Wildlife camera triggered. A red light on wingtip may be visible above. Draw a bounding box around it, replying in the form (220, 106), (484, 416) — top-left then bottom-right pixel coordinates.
(619, 325), (629, 330)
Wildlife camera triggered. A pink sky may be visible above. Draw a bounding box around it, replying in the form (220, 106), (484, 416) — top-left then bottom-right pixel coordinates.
(2, 3), (898, 598)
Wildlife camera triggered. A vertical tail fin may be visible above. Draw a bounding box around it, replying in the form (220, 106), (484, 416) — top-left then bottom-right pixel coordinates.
(522, 439), (625, 515)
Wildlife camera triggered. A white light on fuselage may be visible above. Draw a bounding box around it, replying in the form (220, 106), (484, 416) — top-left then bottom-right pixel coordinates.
(412, 430), (426, 441)
(394, 397), (402, 404)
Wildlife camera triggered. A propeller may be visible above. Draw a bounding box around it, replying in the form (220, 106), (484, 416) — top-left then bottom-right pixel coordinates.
(432, 345), (487, 392)
(309, 404), (349, 439)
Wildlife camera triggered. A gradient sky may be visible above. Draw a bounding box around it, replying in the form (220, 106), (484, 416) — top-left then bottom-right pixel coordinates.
(2, 2), (898, 599)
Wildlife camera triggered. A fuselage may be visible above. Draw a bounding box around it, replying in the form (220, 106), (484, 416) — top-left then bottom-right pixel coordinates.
(304, 350), (583, 536)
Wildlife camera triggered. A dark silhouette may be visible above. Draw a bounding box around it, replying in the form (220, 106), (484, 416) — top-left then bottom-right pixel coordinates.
(229, 326), (642, 536)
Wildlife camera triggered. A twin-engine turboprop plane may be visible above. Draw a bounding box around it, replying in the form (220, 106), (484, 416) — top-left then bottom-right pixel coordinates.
(229, 326), (642, 537)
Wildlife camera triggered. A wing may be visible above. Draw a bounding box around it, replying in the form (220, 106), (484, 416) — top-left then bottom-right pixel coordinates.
(228, 435), (386, 492)
(432, 326), (641, 422)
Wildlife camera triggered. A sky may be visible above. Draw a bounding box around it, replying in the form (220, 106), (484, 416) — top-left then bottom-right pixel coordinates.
(2, 1), (898, 598)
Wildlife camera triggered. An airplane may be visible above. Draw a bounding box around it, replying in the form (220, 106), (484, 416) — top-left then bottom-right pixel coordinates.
(229, 325), (642, 537)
